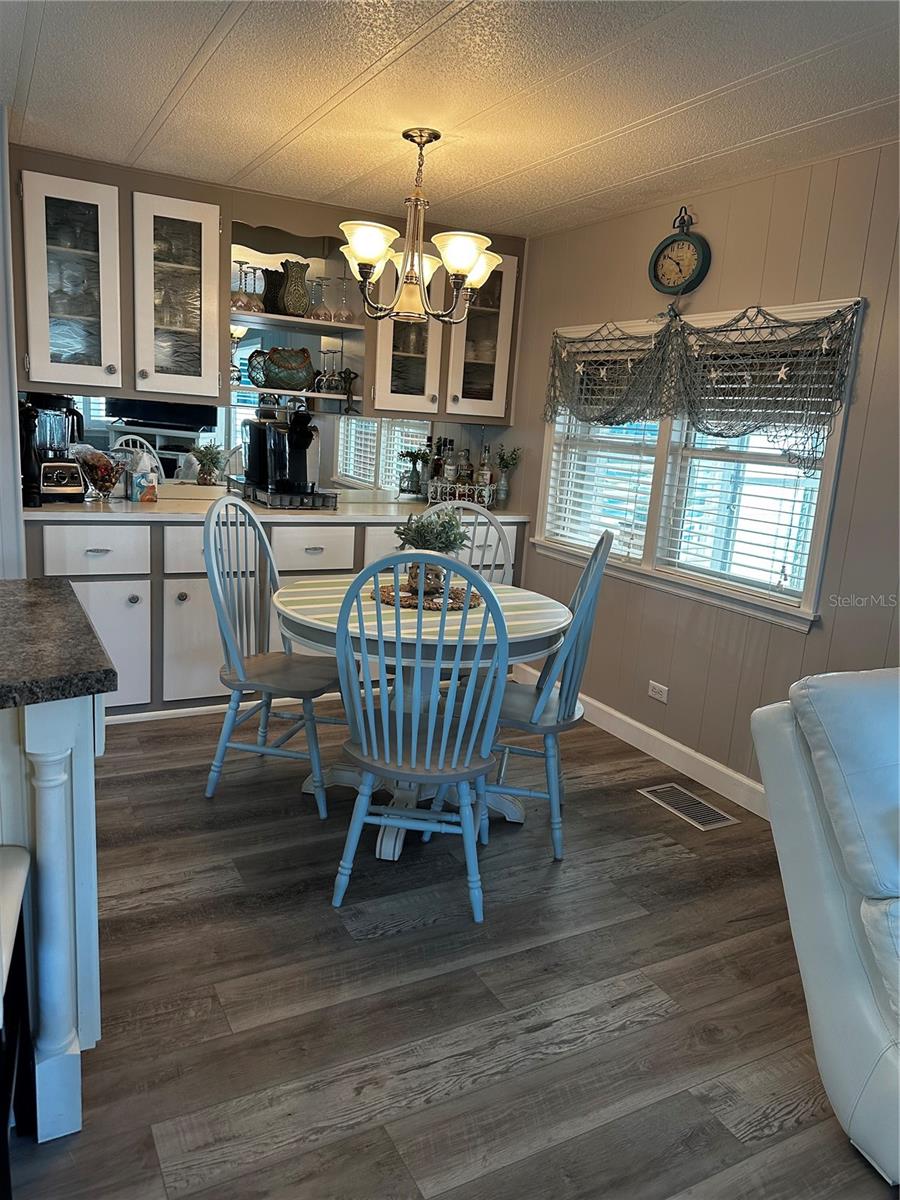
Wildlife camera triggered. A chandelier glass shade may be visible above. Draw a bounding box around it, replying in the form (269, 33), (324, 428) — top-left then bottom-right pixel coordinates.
(338, 128), (500, 325)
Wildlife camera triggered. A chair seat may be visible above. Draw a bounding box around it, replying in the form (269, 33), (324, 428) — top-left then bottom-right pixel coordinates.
(498, 680), (584, 732)
(0, 847), (29, 993)
(221, 652), (340, 700)
(343, 731), (495, 784)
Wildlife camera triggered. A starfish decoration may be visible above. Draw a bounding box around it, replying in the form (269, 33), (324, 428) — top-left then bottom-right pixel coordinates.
(575, 361), (585, 375)
(776, 364), (790, 383)
(708, 367), (720, 383)
(744, 372), (752, 386)
(626, 358), (634, 373)
(598, 365), (608, 381)
(821, 333), (832, 354)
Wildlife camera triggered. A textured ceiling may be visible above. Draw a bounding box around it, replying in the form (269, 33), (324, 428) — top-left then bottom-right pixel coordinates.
(1, 0), (897, 237)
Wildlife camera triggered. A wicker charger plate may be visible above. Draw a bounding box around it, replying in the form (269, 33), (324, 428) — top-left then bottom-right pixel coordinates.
(374, 584), (483, 611)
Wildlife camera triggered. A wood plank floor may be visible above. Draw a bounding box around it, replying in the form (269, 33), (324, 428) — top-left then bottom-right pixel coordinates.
(11, 704), (896, 1200)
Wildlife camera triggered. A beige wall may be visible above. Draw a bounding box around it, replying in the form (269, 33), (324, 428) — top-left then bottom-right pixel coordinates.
(511, 144), (899, 780)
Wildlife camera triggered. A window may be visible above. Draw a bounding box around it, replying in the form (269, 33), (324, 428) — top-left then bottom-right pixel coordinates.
(336, 415), (430, 490)
(539, 305), (849, 619)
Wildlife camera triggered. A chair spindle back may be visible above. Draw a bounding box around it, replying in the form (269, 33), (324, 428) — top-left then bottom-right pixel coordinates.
(426, 501), (513, 585)
(204, 496), (281, 682)
(336, 551), (509, 774)
(533, 531), (614, 724)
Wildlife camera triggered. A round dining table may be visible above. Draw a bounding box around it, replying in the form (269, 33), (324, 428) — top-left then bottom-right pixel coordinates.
(274, 572), (572, 860)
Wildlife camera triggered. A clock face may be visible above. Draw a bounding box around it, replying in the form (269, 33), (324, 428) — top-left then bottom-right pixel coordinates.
(649, 231), (711, 295)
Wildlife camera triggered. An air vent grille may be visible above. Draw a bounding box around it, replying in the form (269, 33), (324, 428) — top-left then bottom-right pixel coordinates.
(638, 783), (739, 830)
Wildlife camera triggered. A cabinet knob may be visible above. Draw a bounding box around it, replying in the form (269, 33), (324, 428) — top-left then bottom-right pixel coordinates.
(105, 364), (118, 375)
(128, 594), (141, 605)
(429, 393), (438, 405)
(177, 591), (189, 603)
(138, 369), (149, 380)
(450, 394), (460, 405)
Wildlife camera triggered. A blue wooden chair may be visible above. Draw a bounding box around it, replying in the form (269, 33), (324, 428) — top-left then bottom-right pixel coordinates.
(332, 551), (509, 923)
(203, 496), (340, 815)
(426, 500), (514, 585)
(485, 530), (614, 859)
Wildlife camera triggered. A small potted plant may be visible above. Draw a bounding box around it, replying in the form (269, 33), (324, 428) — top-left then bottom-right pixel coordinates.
(393, 508), (469, 593)
(494, 444), (521, 509)
(191, 443), (224, 487)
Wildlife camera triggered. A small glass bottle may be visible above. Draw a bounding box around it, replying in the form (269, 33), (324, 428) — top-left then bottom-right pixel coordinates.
(476, 443), (493, 487)
(431, 438), (444, 480)
(458, 446), (473, 484)
(443, 439), (459, 483)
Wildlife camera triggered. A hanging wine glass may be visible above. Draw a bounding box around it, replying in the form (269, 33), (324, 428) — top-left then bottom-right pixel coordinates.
(333, 270), (355, 324)
(310, 276), (333, 321)
(231, 260), (263, 313)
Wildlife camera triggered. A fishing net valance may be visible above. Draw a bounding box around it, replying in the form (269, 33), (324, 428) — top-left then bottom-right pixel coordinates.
(545, 300), (862, 471)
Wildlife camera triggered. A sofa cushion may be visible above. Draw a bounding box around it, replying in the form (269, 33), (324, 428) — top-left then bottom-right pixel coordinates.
(860, 897), (900, 1018)
(789, 669), (899, 901)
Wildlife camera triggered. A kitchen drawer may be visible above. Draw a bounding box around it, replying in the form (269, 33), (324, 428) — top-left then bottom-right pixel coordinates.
(270, 525), (355, 572)
(43, 524), (150, 576)
(164, 525), (206, 574)
(364, 525), (403, 565)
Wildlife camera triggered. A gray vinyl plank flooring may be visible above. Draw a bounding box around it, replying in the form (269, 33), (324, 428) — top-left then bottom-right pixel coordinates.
(11, 705), (895, 1200)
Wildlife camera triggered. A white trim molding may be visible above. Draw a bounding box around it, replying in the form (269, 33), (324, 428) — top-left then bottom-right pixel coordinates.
(513, 664), (768, 820)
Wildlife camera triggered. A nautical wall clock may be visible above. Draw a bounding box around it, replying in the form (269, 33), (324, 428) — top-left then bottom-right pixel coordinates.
(649, 206), (711, 295)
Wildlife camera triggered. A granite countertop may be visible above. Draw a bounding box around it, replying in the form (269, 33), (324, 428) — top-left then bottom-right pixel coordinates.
(0, 578), (117, 709)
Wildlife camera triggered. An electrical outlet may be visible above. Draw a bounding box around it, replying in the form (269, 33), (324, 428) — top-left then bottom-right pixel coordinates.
(648, 680), (668, 703)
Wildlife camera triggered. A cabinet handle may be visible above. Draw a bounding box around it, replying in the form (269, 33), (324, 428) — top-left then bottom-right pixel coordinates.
(177, 591), (189, 602)
(84, 547), (112, 555)
(138, 369), (149, 380)
(128, 594), (141, 605)
(304, 546), (325, 554)
(450, 394), (460, 404)
(429, 393), (438, 405)
(105, 364), (118, 375)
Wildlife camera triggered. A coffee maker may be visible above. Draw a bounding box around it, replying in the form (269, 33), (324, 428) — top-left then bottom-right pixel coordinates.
(18, 393), (86, 506)
(243, 407), (319, 498)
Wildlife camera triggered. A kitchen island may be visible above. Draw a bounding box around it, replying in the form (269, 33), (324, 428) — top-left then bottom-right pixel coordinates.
(22, 491), (530, 717)
(0, 578), (115, 1141)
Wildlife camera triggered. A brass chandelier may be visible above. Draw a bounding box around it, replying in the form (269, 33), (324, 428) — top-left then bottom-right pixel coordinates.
(338, 128), (501, 325)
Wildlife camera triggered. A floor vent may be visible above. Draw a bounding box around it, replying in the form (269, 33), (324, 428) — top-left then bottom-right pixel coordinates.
(638, 783), (739, 831)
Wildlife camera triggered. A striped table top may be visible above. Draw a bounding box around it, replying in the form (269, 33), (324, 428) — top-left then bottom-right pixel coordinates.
(274, 573), (571, 661)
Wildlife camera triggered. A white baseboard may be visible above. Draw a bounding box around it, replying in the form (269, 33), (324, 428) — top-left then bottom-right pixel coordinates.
(512, 665), (768, 820)
(106, 692), (342, 726)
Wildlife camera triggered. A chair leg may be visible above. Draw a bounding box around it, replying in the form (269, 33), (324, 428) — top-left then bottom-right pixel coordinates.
(421, 784), (449, 843)
(457, 780), (484, 923)
(496, 743), (511, 786)
(206, 690), (241, 798)
(476, 774), (489, 845)
(544, 733), (564, 860)
(332, 772), (375, 907)
(257, 693), (272, 753)
(302, 697), (328, 820)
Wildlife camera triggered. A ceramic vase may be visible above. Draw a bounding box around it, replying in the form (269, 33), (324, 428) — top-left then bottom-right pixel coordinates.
(261, 268), (285, 314)
(278, 260), (311, 316)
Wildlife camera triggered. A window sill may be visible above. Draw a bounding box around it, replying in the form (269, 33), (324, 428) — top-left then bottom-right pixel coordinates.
(530, 537), (818, 632)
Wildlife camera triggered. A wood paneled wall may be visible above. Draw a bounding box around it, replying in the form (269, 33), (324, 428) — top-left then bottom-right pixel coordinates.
(510, 144), (899, 780)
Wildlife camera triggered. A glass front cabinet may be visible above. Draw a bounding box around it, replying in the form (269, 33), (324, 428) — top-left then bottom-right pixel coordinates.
(133, 193), (220, 396)
(446, 253), (517, 419)
(21, 171), (122, 387)
(373, 266), (445, 414)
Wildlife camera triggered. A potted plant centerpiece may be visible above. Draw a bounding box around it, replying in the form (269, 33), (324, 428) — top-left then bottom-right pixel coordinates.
(191, 443), (224, 487)
(394, 508), (469, 594)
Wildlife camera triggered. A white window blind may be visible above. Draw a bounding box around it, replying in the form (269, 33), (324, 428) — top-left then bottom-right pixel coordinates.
(545, 410), (658, 562)
(337, 416), (378, 484)
(658, 427), (820, 600)
(377, 419), (430, 490)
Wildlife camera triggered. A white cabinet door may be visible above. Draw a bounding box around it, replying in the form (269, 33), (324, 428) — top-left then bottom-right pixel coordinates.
(162, 580), (229, 701)
(364, 525), (403, 565)
(21, 172), (122, 388)
(447, 254), (517, 419)
(133, 193), (220, 396)
(71, 580), (150, 707)
(373, 265), (444, 414)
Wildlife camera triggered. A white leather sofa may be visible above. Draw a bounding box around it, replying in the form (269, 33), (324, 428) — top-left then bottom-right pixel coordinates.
(752, 668), (899, 1184)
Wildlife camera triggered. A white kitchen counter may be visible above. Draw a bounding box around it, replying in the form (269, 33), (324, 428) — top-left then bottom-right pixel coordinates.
(22, 496), (530, 524)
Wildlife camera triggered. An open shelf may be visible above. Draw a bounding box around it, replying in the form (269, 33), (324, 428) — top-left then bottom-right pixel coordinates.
(233, 385), (359, 403)
(231, 309), (365, 335)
